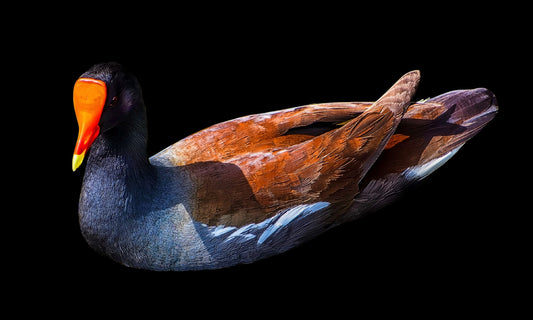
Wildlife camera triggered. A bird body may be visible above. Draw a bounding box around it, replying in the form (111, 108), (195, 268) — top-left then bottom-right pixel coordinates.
(73, 63), (497, 270)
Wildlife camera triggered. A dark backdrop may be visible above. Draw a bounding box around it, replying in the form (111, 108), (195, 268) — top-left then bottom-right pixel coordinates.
(16, 6), (526, 314)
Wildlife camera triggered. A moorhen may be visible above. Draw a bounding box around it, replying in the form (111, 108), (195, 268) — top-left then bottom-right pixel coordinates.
(72, 63), (497, 270)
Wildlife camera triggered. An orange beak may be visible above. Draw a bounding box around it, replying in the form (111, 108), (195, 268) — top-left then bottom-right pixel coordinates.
(72, 78), (107, 171)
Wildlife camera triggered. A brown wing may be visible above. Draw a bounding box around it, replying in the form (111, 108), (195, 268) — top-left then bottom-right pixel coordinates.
(152, 102), (371, 165)
(153, 99), (450, 167)
(151, 102), (372, 226)
(154, 71), (420, 227)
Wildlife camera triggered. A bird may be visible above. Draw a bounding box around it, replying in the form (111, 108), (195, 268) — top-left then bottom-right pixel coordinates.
(72, 62), (497, 271)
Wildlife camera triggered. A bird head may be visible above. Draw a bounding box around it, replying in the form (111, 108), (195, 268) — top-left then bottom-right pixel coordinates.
(72, 62), (141, 171)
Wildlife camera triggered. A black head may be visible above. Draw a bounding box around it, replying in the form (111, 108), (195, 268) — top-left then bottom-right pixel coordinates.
(80, 62), (143, 133)
(72, 62), (144, 171)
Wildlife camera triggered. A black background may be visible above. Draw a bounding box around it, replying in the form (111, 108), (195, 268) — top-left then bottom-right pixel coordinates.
(12, 4), (527, 315)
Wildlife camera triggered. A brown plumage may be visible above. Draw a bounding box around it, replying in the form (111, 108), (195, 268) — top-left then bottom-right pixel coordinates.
(155, 71), (420, 226)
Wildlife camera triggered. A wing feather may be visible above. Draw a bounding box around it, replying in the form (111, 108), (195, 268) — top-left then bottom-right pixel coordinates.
(164, 71), (420, 227)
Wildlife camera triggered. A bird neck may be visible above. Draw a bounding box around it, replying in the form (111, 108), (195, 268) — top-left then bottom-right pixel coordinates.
(81, 101), (156, 218)
(78, 100), (161, 261)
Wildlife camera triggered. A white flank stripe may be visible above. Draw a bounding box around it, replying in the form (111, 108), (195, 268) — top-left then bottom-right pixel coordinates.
(403, 146), (463, 181)
(257, 202), (330, 245)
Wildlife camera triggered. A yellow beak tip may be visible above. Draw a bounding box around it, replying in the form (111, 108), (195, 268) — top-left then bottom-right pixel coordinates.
(72, 152), (86, 172)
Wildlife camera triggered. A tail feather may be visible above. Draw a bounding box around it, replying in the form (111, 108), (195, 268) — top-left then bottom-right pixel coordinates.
(430, 88), (498, 125)
(342, 87), (498, 222)
(429, 88), (498, 152)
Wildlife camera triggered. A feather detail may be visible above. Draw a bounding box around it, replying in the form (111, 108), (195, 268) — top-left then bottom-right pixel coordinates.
(154, 71), (420, 227)
(342, 88), (498, 221)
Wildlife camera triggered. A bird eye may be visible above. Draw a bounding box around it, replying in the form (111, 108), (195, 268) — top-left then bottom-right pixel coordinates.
(109, 96), (118, 107)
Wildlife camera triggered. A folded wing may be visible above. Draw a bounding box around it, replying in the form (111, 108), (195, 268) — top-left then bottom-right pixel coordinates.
(343, 88), (498, 221)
